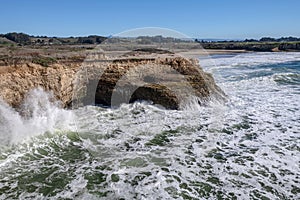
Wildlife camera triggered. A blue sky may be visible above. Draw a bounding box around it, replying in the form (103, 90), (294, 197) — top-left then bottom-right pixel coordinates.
(1, 0), (299, 39)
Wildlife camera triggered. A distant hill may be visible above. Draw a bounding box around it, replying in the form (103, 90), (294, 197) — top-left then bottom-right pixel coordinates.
(195, 36), (300, 52)
(0, 32), (196, 46)
(0, 32), (107, 45)
(196, 36), (300, 43)
(1, 32), (300, 52)
(0, 36), (15, 45)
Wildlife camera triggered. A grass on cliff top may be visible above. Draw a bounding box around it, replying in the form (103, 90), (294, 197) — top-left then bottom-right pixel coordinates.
(32, 56), (57, 67)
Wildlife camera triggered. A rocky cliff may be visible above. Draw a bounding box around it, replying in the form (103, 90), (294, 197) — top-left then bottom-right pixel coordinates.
(0, 63), (78, 108)
(0, 52), (226, 110)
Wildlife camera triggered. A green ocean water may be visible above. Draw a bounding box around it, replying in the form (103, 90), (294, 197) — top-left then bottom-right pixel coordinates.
(0, 52), (299, 199)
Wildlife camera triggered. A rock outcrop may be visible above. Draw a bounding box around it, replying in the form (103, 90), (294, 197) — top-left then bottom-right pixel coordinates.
(0, 53), (226, 110)
(91, 57), (225, 109)
(0, 63), (78, 108)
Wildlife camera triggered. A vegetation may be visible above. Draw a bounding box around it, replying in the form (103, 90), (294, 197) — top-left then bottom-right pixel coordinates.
(136, 35), (192, 44)
(195, 36), (300, 51)
(0, 32), (300, 52)
(0, 32), (107, 45)
(32, 56), (57, 67)
(77, 35), (106, 44)
(200, 41), (300, 51)
(196, 36), (300, 43)
(3, 32), (31, 45)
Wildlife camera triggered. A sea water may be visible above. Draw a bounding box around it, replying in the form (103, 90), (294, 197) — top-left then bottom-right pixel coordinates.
(0, 52), (299, 199)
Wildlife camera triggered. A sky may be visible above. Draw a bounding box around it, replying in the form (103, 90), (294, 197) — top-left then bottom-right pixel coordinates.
(1, 0), (299, 39)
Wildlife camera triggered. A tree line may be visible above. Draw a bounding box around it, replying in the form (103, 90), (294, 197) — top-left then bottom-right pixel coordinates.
(0, 32), (107, 45)
(196, 36), (300, 43)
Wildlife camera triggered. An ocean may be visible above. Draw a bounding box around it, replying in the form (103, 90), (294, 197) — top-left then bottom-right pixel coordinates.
(0, 52), (299, 199)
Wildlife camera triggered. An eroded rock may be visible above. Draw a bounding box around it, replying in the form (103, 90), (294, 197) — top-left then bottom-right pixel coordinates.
(0, 54), (226, 109)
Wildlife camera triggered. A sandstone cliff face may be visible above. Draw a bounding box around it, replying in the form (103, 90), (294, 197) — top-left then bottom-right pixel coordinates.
(0, 63), (79, 108)
(91, 57), (226, 109)
(0, 55), (226, 110)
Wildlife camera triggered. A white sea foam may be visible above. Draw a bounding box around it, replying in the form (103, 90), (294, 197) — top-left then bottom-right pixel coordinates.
(0, 88), (76, 146)
(0, 52), (299, 199)
(200, 52), (300, 70)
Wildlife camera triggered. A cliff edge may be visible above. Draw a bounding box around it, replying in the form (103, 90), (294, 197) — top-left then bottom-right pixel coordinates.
(0, 50), (226, 109)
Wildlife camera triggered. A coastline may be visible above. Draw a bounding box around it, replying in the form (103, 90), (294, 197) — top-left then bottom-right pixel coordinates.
(177, 49), (250, 59)
(0, 47), (226, 109)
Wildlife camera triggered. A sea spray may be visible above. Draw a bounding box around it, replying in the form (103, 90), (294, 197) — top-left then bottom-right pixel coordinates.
(0, 99), (25, 147)
(0, 53), (299, 199)
(0, 88), (76, 147)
